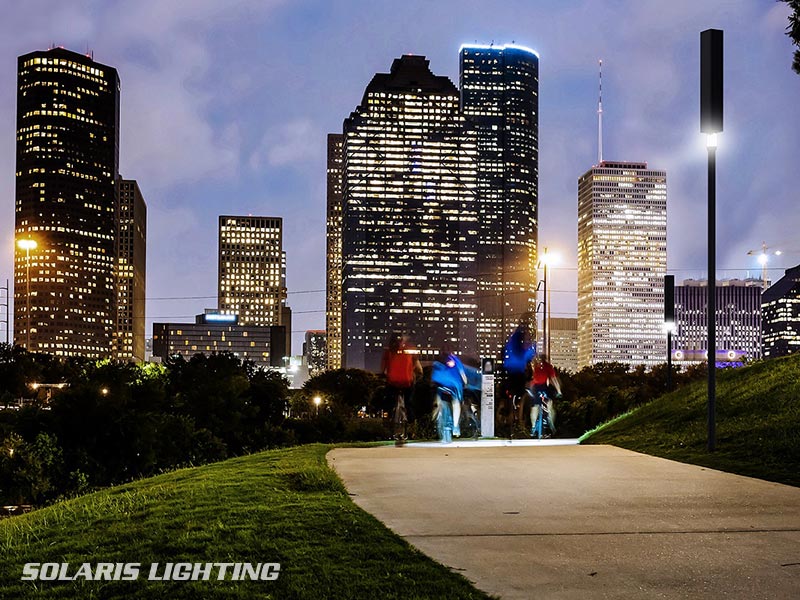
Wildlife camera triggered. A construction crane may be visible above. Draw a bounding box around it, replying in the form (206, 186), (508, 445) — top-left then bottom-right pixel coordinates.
(746, 242), (782, 290)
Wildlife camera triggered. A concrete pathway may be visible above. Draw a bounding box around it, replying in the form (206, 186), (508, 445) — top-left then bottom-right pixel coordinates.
(328, 444), (800, 599)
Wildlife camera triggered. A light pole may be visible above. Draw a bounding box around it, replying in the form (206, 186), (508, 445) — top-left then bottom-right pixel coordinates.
(538, 248), (559, 357)
(313, 395), (322, 416)
(17, 239), (37, 351)
(664, 274), (675, 391)
(701, 28), (723, 452)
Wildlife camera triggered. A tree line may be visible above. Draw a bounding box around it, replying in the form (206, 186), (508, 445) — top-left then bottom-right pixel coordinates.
(0, 344), (704, 507)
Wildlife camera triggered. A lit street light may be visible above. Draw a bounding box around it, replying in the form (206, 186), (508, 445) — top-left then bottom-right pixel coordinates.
(313, 395), (322, 416)
(16, 238), (38, 351)
(538, 248), (560, 357)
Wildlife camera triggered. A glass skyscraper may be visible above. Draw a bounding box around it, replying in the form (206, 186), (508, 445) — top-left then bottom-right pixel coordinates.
(459, 44), (539, 361)
(761, 265), (800, 358)
(340, 55), (479, 371)
(577, 161), (667, 368)
(114, 179), (147, 362)
(15, 48), (120, 357)
(325, 133), (344, 370)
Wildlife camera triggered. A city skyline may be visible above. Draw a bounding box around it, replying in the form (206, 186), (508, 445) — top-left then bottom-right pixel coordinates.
(1, 2), (799, 353)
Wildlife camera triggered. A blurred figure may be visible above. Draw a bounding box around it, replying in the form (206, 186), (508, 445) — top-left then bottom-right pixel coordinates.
(503, 313), (537, 424)
(381, 333), (422, 441)
(529, 353), (562, 438)
(431, 344), (467, 442)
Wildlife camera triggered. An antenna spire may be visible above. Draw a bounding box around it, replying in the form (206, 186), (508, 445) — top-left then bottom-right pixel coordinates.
(598, 58), (603, 164)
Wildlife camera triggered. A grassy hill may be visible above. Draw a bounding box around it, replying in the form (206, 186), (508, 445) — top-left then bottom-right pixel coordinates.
(1, 444), (490, 599)
(582, 353), (800, 487)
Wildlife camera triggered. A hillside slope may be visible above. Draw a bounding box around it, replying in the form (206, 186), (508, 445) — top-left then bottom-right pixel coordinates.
(582, 353), (800, 487)
(0, 444), (489, 599)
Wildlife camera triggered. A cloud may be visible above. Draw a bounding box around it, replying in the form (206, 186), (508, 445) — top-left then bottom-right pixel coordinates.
(249, 119), (324, 170)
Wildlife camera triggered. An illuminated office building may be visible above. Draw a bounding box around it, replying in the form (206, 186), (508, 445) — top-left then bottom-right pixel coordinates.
(549, 317), (578, 373)
(14, 48), (120, 357)
(673, 279), (762, 365)
(341, 55), (479, 371)
(577, 161), (667, 368)
(114, 179), (147, 362)
(762, 265), (800, 358)
(304, 330), (327, 376)
(218, 215), (288, 336)
(325, 133), (344, 370)
(459, 44), (539, 361)
(152, 312), (285, 368)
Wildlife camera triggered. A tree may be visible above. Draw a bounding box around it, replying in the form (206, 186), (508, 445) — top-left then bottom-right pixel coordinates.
(782, 0), (800, 74)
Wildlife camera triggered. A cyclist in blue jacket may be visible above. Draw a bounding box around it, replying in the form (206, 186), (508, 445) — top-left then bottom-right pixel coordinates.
(432, 345), (467, 440)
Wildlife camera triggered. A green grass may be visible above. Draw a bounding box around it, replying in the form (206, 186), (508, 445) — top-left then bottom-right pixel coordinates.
(0, 444), (491, 599)
(582, 353), (800, 487)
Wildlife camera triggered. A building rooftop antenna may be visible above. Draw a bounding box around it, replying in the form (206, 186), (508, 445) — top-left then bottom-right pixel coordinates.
(598, 58), (603, 164)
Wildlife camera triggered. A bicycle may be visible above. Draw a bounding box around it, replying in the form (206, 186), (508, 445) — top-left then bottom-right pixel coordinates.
(531, 389), (558, 439)
(391, 389), (408, 446)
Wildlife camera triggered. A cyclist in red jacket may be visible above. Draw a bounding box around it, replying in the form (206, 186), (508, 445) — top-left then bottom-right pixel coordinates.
(530, 354), (562, 437)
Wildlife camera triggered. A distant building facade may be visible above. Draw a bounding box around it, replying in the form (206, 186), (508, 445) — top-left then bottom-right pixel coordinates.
(114, 179), (146, 362)
(549, 317), (578, 373)
(304, 330), (327, 376)
(218, 215), (290, 356)
(762, 265), (800, 358)
(577, 161), (667, 368)
(674, 279), (762, 365)
(14, 48), (120, 357)
(340, 55), (479, 371)
(152, 312), (285, 369)
(459, 44), (539, 361)
(325, 133), (344, 370)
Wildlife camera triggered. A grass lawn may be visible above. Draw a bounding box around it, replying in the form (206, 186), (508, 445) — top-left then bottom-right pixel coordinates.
(0, 444), (491, 599)
(582, 353), (800, 487)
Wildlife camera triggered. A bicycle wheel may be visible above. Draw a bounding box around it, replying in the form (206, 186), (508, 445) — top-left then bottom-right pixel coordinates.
(392, 394), (407, 444)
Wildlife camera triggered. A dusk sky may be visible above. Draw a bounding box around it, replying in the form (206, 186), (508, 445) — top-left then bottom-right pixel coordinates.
(1, 0), (798, 352)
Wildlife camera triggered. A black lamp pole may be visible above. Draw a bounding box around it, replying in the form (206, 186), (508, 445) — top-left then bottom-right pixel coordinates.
(701, 28), (723, 452)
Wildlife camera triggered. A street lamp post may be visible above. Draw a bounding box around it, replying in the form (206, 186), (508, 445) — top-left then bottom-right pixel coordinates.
(538, 248), (559, 357)
(313, 395), (322, 416)
(17, 239), (37, 351)
(701, 28), (723, 452)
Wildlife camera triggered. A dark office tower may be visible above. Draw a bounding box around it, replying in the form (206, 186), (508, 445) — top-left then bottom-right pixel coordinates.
(341, 55), (479, 371)
(325, 133), (344, 370)
(14, 48), (120, 357)
(762, 265), (800, 358)
(114, 179), (147, 362)
(459, 44), (539, 361)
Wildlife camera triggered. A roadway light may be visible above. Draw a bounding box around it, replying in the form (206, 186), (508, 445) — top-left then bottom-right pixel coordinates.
(313, 395), (322, 416)
(538, 248), (561, 358)
(17, 238), (38, 351)
(701, 28), (723, 453)
(100, 387), (109, 396)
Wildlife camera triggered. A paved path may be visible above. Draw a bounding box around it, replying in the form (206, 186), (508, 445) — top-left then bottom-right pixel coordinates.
(328, 444), (800, 599)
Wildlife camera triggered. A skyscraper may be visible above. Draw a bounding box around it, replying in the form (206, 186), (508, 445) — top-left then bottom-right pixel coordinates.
(549, 317), (579, 373)
(218, 215), (288, 334)
(14, 48), (120, 357)
(325, 133), (344, 370)
(459, 44), (540, 361)
(304, 330), (327, 376)
(341, 55), (479, 371)
(674, 279), (762, 364)
(114, 179), (147, 362)
(577, 161), (667, 368)
(761, 265), (800, 358)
